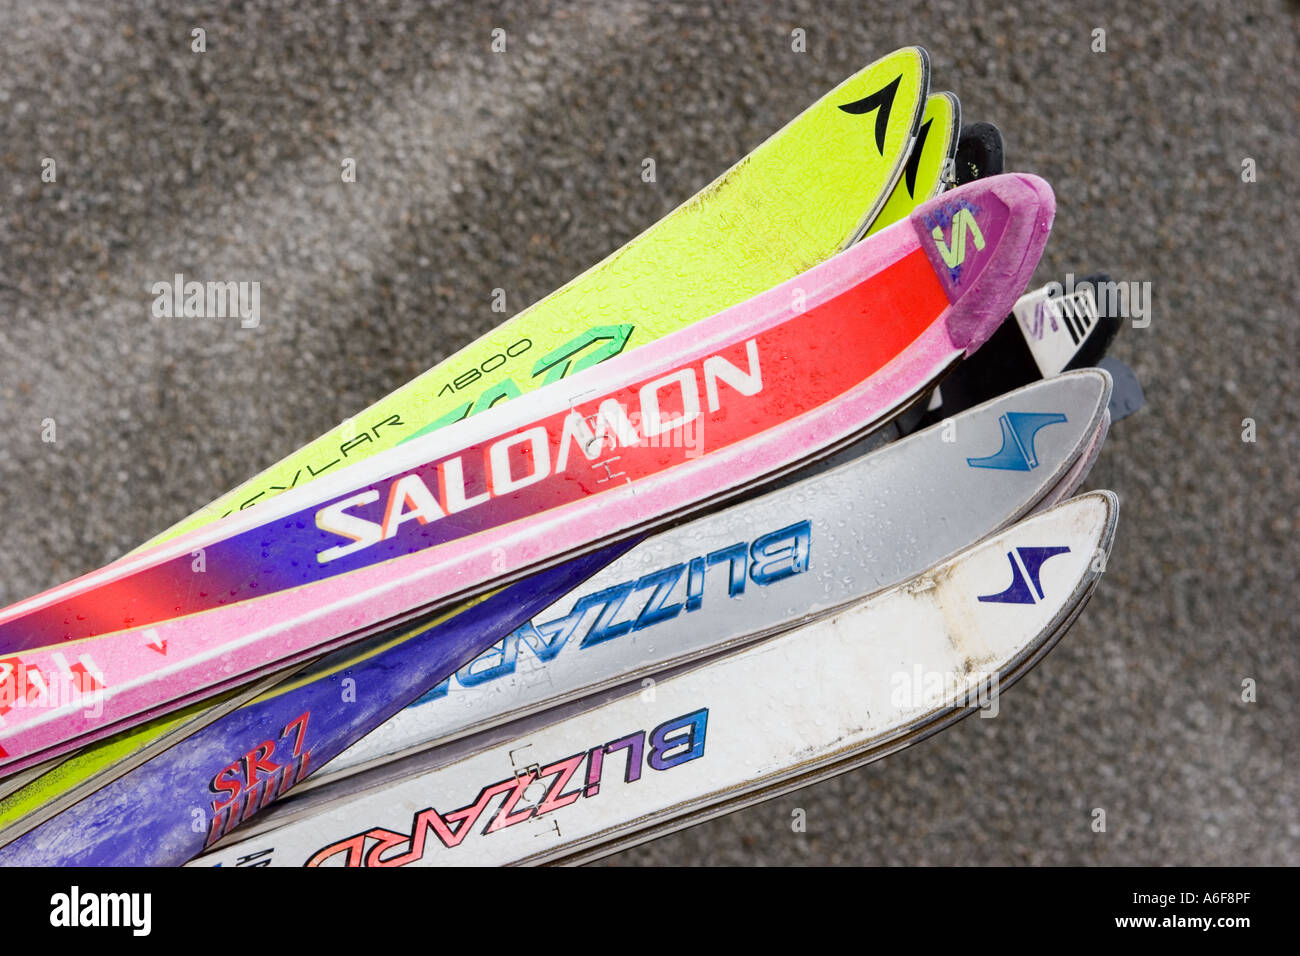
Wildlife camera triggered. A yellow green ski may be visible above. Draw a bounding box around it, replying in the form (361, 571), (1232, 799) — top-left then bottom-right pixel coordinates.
(866, 91), (961, 235)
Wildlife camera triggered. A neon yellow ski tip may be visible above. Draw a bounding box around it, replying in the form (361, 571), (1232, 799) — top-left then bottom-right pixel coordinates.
(865, 89), (961, 237)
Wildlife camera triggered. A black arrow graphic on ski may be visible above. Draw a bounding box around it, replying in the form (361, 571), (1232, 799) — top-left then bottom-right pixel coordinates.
(902, 117), (934, 197)
(837, 74), (902, 155)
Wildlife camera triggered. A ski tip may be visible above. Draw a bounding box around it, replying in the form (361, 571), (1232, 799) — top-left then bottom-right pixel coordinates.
(954, 121), (1005, 184)
(1061, 364), (1115, 413)
(890, 44), (930, 71)
(1085, 488), (1121, 548)
(914, 44), (931, 77)
(1042, 488), (1120, 558)
(911, 172), (1056, 357)
(1097, 356), (1146, 422)
(1081, 486), (1120, 524)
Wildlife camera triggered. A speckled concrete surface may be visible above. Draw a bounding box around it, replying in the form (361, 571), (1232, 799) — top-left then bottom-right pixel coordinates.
(0, 1), (1295, 865)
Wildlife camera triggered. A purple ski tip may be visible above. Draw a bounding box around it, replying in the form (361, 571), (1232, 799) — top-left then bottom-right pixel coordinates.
(911, 172), (1056, 356)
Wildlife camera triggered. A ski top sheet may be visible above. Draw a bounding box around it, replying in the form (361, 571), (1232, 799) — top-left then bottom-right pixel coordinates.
(0, 57), (947, 838)
(136, 48), (931, 550)
(865, 92), (960, 237)
(0, 369), (1109, 864)
(192, 491), (1119, 868)
(953, 121), (1004, 188)
(0, 173), (1055, 771)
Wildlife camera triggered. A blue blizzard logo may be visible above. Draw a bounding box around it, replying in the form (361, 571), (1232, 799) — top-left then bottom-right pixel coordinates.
(978, 546), (1070, 605)
(967, 411), (1066, 471)
(420, 520), (812, 701)
(49, 886), (151, 936)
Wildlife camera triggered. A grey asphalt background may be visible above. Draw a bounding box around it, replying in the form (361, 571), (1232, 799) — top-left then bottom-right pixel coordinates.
(0, 0), (1296, 866)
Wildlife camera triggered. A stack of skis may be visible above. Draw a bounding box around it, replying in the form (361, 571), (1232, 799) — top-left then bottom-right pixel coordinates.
(0, 47), (1141, 867)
